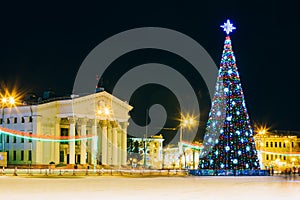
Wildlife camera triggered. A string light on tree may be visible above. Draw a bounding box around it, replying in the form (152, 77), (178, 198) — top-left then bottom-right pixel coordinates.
(199, 19), (260, 170)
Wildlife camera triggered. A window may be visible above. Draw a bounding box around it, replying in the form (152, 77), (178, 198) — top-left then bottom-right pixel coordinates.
(21, 117), (25, 123)
(6, 151), (9, 161)
(60, 151), (64, 162)
(28, 132), (32, 143)
(60, 128), (69, 144)
(283, 156), (286, 160)
(266, 154), (269, 160)
(13, 117), (17, 123)
(270, 142), (273, 147)
(29, 116), (33, 122)
(6, 135), (9, 143)
(6, 118), (10, 124)
(292, 142), (294, 148)
(283, 142), (286, 148)
(0, 134), (2, 143)
(0, 118), (2, 124)
(28, 150), (32, 161)
(279, 142), (282, 148)
(275, 142), (277, 148)
(270, 154), (273, 160)
(266, 142), (269, 147)
(13, 136), (17, 143)
(21, 150), (24, 161)
(13, 151), (16, 161)
(21, 137), (24, 143)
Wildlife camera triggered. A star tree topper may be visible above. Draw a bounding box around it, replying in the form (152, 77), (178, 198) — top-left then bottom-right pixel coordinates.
(220, 19), (236, 35)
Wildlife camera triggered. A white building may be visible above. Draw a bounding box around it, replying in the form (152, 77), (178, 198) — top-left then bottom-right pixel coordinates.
(0, 91), (132, 168)
(127, 135), (164, 169)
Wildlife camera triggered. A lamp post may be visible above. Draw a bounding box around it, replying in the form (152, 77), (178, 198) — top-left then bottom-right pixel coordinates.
(1, 95), (16, 152)
(179, 114), (195, 170)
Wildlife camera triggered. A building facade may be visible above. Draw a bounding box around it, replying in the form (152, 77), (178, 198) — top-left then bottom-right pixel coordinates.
(163, 142), (202, 169)
(0, 91), (132, 168)
(127, 135), (164, 169)
(254, 130), (300, 172)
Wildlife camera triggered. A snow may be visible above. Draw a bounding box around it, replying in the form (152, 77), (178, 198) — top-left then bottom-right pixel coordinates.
(0, 175), (299, 200)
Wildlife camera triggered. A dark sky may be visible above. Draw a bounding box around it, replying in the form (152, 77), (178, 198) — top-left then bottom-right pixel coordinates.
(0, 1), (299, 134)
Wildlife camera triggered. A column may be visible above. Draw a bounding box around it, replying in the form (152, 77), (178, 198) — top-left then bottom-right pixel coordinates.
(91, 122), (98, 169)
(80, 118), (87, 165)
(111, 121), (118, 166)
(69, 118), (76, 165)
(121, 122), (128, 166)
(54, 118), (60, 164)
(107, 122), (112, 165)
(100, 120), (107, 165)
(34, 116), (42, 164)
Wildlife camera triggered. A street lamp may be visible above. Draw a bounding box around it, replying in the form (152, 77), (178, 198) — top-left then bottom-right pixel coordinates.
(1, 95), (16, 152)
(179, 113), (195, 170)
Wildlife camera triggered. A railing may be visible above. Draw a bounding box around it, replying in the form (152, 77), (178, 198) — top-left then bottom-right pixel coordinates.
(0, 168), (189, 177)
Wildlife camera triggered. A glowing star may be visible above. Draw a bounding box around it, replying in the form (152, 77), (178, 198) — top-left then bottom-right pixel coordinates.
(220, 19), (236, 35)
(233, 159), (238, 164)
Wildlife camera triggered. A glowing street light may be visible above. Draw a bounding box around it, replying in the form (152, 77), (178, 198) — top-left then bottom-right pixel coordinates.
(1, 94), (17, 152)
(179, 113), (195, 169)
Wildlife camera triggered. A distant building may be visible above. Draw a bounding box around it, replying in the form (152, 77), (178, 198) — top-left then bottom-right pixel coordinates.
(163, 142), (202, 169)
(127, 135), (164, 169)
(254, 130), (300, 172)
(0, 91), (132, 168)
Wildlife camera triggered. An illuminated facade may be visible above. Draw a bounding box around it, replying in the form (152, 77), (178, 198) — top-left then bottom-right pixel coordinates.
(0, 91), (132, 168)
(163, 142), (202, 169)
(254, 130), (300, 172)
(127, 135), (164, 169)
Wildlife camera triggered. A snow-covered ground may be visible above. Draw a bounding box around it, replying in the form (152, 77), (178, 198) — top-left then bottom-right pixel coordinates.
(0, 175), (299, 200)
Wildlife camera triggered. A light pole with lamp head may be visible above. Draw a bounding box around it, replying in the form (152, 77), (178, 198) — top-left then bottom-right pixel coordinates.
(1, 96), (16, 152)
(179, 114), (195, 170)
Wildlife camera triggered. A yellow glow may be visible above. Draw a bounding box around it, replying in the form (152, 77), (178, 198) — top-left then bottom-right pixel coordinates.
(291, 158), (296, 162)
(97, 107), (110, 116)
(0, 83), (24, 107)
(260, 142), (264, 146)
(97, 110), (102, 115)
(104, 107), (110, 115)
(180, 113), (196, 129)
(254, 123), (271, 135)
(1, 97), (7, 104)
(9, 96), (15, 105)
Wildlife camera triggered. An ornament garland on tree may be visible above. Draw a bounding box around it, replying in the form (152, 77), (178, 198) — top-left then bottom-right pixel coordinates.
(199, 20), (259, 170)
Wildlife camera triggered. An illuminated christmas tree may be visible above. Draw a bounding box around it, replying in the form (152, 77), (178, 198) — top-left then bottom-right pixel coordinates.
(199, 20), (259, 170)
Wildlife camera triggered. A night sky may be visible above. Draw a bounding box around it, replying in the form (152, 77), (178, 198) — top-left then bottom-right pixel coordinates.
(0, 1), (299, 137)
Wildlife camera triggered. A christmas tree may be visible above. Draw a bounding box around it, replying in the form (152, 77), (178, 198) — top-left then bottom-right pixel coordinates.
(199, 20), (259, 170)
